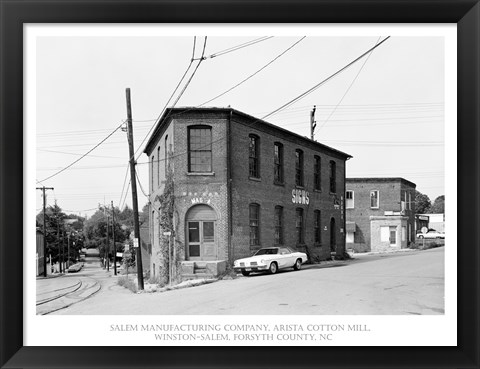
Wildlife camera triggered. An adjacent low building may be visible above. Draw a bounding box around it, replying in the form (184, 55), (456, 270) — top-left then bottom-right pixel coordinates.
(345, 177), (416, 253)
(144, 107), (352, 280)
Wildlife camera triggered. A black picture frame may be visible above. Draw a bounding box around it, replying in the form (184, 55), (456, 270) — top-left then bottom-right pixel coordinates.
(1, 1), (479, 368)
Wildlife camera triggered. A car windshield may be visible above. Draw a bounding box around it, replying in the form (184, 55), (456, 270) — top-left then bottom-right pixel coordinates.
(254, 248), (278, 255)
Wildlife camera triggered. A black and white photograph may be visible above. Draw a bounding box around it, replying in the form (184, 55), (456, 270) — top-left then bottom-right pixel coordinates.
(26, 24), (457, 346)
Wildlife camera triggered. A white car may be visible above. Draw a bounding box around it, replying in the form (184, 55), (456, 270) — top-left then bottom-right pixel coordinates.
(416, 230), (445, 239)
(233, 247), (308, 276)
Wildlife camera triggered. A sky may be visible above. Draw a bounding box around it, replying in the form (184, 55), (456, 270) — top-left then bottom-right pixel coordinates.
(34, 28), (448, 218)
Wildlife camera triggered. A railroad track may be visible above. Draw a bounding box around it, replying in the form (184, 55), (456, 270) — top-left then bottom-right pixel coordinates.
(36, 276), (102, 315)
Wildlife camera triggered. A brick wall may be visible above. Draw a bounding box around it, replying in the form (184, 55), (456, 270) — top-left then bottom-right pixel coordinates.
(346, 178), (416, 252)
(230, 115), (347, 262)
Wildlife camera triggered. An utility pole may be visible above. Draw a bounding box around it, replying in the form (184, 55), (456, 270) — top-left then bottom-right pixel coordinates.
(67, 233), (70, 269)
(36, 186), (53, 277)
(106, 215), (110, 271)
(126, 87), (144, 290)
(57, 216), (61, 273)
(112, 201), (117, 276)
(310, 105), (316, 141)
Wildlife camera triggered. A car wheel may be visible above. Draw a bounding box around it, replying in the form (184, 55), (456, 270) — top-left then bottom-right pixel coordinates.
(241, 270), (250, 277)
(418, 235), (424, 239)
(293, 259), (302, 271)
(269, 262), (278, 274)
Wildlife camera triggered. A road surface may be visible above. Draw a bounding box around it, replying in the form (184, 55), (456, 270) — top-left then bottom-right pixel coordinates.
(53, 247), (444, 315)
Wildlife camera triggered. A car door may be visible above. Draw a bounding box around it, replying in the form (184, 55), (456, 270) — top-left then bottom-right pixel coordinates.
(278, 248), (293, 268)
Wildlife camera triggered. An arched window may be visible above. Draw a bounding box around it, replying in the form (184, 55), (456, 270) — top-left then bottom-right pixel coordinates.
(249, 203), (260, 246)
(314, 155), (321, 190)
(157, 146), (161, 185)
(188, 126), (212, 172)
(249, 134), (260, 178)
(274, 142), (284, 184)
(295, 149), (304, 187)
(314, 210), (321, 244)
(164, 135), (169, 173)
(296, 208), (304, 244)
(329, 160), (336, 193)
(274, 206), (284, 245)
(151, 155), (155, 191)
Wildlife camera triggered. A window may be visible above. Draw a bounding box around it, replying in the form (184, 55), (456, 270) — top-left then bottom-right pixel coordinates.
(249, 135), (260, 178)
(329, 160), (336, 193)
(274, 143), (284, 183)
(165, 135), (169, 172)
(346, 190), (354, 209)
(188, 126), (212, 172)
(249, 204), (260, 246)
(274, 206), (284, 245)
(408, 192), (412, 210)
(151, 156), (155, 190)
(295, 150), (304, 187)
(296, 208), (304, 244)
(314, 155), (321, 190)
(157, 146), (161, 185)
(370, 190), (379, 208)
(314, 210), (321, 244)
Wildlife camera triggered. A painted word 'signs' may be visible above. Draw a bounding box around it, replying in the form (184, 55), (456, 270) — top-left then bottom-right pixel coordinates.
(292, 189), (309, 205)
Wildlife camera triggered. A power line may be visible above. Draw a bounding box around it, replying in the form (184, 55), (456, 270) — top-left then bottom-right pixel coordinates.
(205, 36), (274, 59)
(318, 36), (381, 132)
(135, 169), (149, 198)
(37, 121), (125, 183)
(261, 36), (391, 121)
(198, 37), (305, 108)
(133, 36), (207, 161)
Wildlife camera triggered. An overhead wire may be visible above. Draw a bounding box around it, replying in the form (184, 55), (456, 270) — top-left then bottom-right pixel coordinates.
(317, 36), (381, 132)
(204, 36), (274, 59)
(37, 120), (125, 183)
(261, 36), (391, 121)
(132, 36), (204, 161)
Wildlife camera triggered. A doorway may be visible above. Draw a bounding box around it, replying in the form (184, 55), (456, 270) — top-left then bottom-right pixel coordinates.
(186, 204), (217, 260)
(330, 217), (336, 252)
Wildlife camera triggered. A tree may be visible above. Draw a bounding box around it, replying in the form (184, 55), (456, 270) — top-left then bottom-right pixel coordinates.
(430, 195), (445, 214)
(83, 205), (131, 260)
(415, 190), (431, 214)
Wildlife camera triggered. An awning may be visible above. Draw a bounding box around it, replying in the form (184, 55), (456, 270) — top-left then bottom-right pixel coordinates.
(346, 221), (356, 232)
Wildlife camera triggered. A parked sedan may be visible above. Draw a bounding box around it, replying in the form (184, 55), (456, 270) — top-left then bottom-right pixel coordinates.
(233, 247), (308, 276)
(416, 230), (445, 239)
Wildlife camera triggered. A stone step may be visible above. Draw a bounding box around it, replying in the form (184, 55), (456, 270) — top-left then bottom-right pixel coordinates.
(181, 273), (215, 281)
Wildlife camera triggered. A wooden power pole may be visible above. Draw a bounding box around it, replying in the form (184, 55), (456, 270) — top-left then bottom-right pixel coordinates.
(125, 88), (144, 290)
(36, 186), (53, 277)
(112, 201), (117, 276)
(310, 105), (316, 141)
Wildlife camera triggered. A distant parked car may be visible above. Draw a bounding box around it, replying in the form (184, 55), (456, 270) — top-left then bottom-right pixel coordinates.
(416, 229), (445, 239)
(233, 247), (308, 276)
(67, 263), (83, 273)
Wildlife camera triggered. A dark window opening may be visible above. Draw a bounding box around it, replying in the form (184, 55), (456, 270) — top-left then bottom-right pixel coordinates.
(188, 126), (212, 173)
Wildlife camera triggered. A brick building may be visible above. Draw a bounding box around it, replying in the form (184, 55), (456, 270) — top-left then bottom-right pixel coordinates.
(345, 178), (416, 253)
(144, 107), (351, 280)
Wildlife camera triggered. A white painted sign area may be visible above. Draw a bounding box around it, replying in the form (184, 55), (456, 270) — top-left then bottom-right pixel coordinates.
(292, 189), (310, 205)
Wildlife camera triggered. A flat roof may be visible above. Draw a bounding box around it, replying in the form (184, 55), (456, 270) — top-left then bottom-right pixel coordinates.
(144, 106), (352, 160)
(346, 177), (416, 188)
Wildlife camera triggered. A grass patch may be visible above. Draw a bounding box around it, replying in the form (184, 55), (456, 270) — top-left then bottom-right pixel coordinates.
(117, 276), (138, 293)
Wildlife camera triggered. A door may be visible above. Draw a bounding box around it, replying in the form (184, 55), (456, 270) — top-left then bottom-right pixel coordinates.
(185, 204), (218, 261)
(187, 221), (216, 260)
(389, 226), (397, 246)
(330, 217), (336, 252)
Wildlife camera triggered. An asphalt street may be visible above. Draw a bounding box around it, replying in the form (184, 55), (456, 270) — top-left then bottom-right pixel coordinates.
(52, 246), (444, 315)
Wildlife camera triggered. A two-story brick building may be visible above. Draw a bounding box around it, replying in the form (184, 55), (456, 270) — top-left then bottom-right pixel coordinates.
(144, 107), (352, 280)
(345, 177), (416, 253)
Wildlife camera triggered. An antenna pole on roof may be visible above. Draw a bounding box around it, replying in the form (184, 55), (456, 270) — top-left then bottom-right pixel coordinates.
(310, 105), (317, 141)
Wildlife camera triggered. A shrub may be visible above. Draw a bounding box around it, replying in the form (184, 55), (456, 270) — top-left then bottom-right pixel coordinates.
(117, 276), (137, 293)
